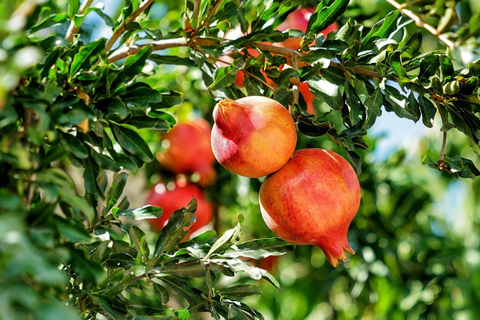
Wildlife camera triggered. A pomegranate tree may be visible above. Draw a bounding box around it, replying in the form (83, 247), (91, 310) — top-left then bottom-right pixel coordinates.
(259, 148), (361, 267)
(211, 96), (297, 178)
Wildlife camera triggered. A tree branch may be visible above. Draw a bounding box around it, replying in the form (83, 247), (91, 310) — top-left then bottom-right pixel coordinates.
(65, 0), (94, 42)
(108, 37), (190, 63)
(105, 0), (156, 52)
(254, 43), (394, 81)
(193, 0), (225, 36)
(386, 0), (454, 50)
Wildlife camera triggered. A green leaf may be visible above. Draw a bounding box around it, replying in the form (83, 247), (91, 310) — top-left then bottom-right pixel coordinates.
(74, 7), (115, 28)
(70, 38), (106, 78)
(149, 54), (196, 66)
(105, 172), (129, 213)
(418, 55), (440, 82)
(209, 59), (244, 90)
(418, 95), (437, 128)
(159, 90), (183, 108)
(346, 149), (363, 175)
(124, 114), (172, 131)
(110, 123), (153, 162)
(67, 0), (80, 20)
(35, 301), (81, 320)
(110, 45), (153, 90)
(60, 132), (88, 159)
(0, 104), (18, 128)
(161, 261), (207, 278)
(399, 30), (422, 60)
(153, 282), (170, 304)
(209, 258), (280, 290)
(444, 156), (480, 179)
(116, 205), (162, 220)
(70, 249), (106, 283)
(362, 11), (401, 47)
(363, 87), (383, 129)
(216, 238), (295, 259)
(219, 284), (263, 298)
(384, 85), (418, 121)
(105, 253), (137, 268)
(121, 82), (162, 107)
(405, 91), (421, 123)
(96, 269), (131, 298)
(129, 226), (149, 261)
(308, 76), (343, 110)
(56, 217), (91, 242)
(344, 80), (365, 127)
(29, 13), (68, 34)
(307, 0), (349, 34)
(36, 168), (96, 221)
(153, 199), (197, 261)
(97, 98), (128, 122)
(298, 117), (334, 137)
(159, 276), (205, 306)
(203, 218), (243, 260)
(82, 156), (104, 199)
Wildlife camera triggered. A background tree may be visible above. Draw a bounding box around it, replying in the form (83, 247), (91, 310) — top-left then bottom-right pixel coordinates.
(1, 0), (480, 319)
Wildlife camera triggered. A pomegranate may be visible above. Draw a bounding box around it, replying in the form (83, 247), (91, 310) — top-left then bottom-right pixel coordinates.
(146, 179), (213, 236)
(211, 96), (297, 178)
(156, 119), (216, 186)
(259, 148), (361, 267)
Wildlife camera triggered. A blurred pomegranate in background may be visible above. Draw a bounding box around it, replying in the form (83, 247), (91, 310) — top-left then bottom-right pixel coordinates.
(146, 179), (213, 236)
(156, 119), (216, 186)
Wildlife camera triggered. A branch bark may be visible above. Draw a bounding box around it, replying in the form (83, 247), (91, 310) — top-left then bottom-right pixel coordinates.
(108, 37), (190, 63)
(65, 0), (94, 42)
(105, 0), (156, 52)
(386, 0), (454, 50)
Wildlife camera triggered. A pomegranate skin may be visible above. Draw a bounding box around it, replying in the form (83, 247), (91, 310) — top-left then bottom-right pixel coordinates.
(211, 96), (297, 178)
(259, 148), (361, 267)
(146, 180), (213, 236)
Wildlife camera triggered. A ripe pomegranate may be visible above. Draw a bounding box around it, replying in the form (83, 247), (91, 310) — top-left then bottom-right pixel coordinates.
(211, 96), (297, 178)
(146, 179), (213, 236)
(156, 119), (216, 186)
(277, 7), (339, 50)
(259, 148), (361, 267)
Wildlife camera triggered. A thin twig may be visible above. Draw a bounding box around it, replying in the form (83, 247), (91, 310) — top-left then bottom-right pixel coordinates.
(65, 0), (94, 41)
(439, 130), (447, 162)
(108, 37), (190, 63)
(254, 42), (394, 80)
(242, 69), (276, 92)
(105, 0), (155, 52)
(193, 0), (226, 36)
(131, 274), (147, 283)
(386, 0), (454, 50)
(290, 53), (299, 114)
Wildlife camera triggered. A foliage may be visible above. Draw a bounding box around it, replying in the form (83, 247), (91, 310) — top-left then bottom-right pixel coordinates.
(1, 0), (480, 319)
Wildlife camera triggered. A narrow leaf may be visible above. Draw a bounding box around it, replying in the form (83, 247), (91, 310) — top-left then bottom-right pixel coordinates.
(110, 123), (153, 162)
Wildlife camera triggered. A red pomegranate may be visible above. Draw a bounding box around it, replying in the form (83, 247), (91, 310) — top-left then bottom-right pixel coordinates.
(211, 96), (297, 178)
(146, 180), (213, 236)
(259, 148), (361, 267)
(156, 119), (216, 186)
